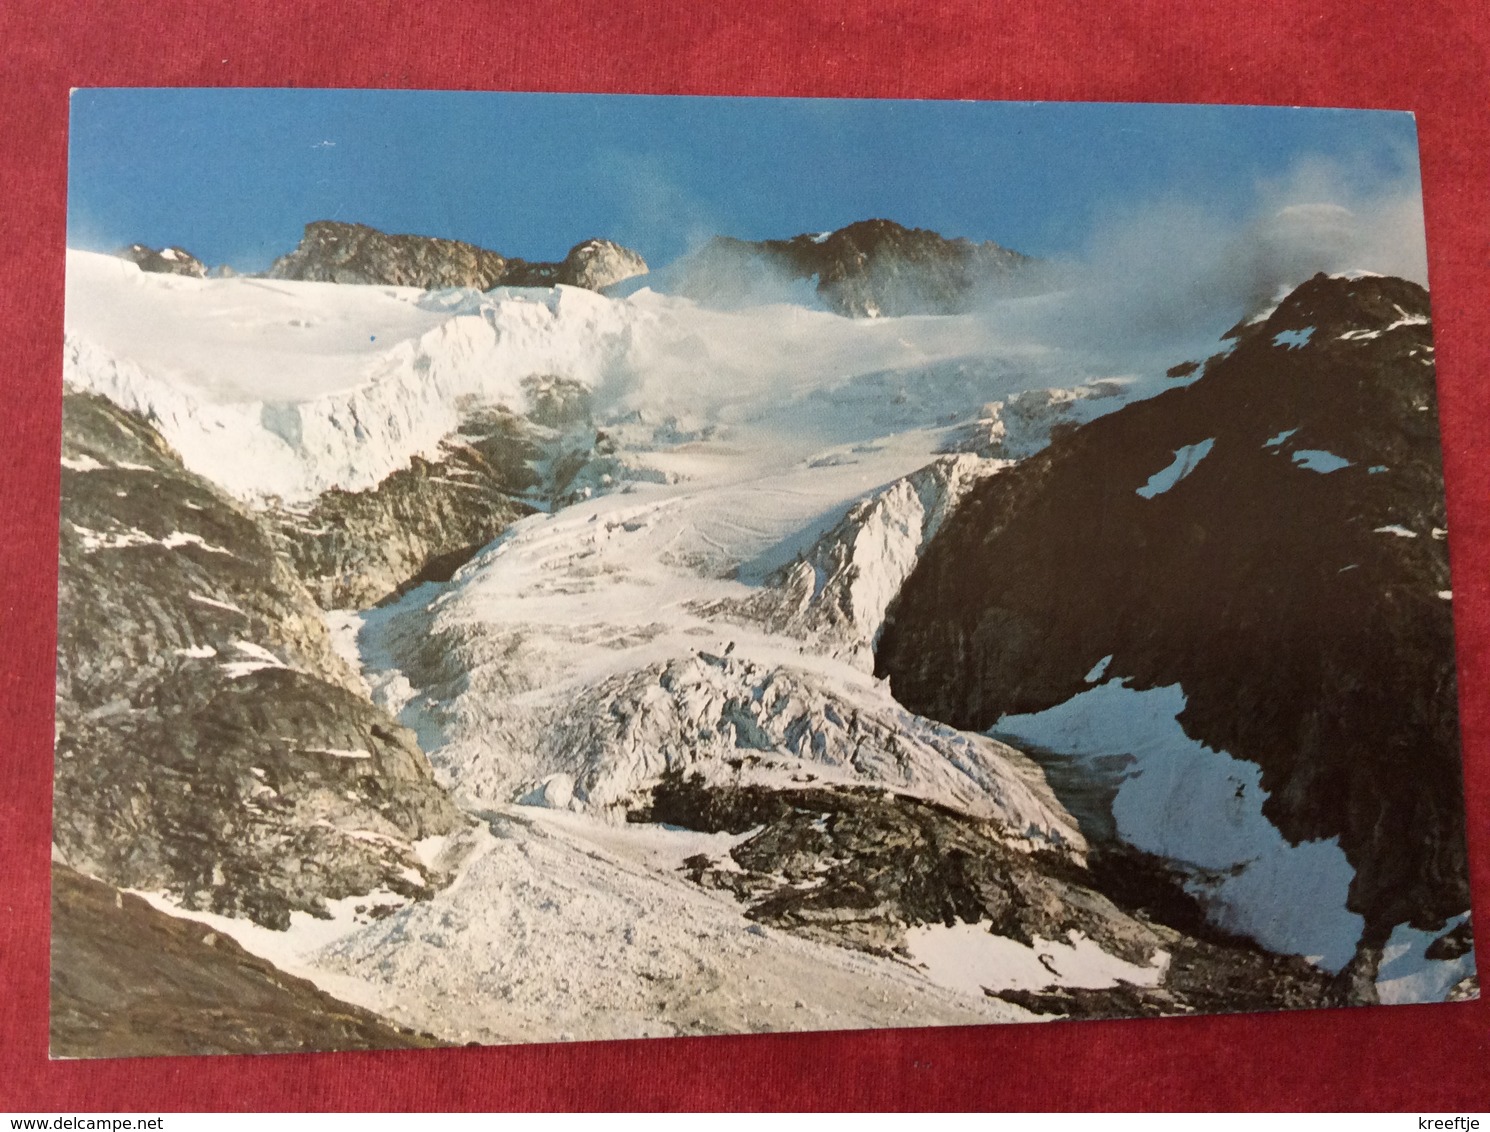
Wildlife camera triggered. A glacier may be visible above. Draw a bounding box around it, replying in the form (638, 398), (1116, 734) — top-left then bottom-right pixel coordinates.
(60, 246), (1465, 1042)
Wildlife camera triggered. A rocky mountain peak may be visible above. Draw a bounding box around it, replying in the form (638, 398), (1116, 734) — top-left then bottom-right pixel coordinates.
(1228, 271), (1430, 345)
(267, 220), (647, 293)
(115, 243), (208, 278)
(268, 221), (510, 289)
(676, 217), (1040, 317)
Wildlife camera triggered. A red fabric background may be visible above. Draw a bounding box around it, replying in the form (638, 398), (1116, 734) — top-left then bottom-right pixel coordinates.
(3, 0), (1488, 1111)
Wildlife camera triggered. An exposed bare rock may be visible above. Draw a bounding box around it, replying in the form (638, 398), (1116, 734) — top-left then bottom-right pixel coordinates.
(1446, 975), (1479, 1002)
(269, 408), (538, 609)
(267, 220), (647, 293)
(115, 243), (207, 278)
(876, 273), (1470, 951)
(50, 865), (444, 1058)
(637, 773), (1332, 1015)
(55, 392), (467, 930)
(498, 237), (649, 291)
(676, 218), (1041, 317)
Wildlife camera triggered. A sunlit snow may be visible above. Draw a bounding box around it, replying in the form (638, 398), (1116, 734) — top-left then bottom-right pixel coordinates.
(64, 240), (1434, 1033)
(1264, 427), (1299, 448)
(905, 922), (1167, 997)
(63, 249), (1193, 505)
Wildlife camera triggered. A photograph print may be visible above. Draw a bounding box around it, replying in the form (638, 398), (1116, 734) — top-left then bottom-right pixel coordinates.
(52, 90), (1477, 1057)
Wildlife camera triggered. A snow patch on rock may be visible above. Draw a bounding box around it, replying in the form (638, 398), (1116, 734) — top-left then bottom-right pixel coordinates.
(993, 679), (1365, 971)
(1376, 915), (1476, 1004)
(906, 922), (1168, 998)
(1136, 439), (1214, 498)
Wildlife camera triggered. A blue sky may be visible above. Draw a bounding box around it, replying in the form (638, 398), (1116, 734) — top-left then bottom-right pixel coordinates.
(67, 89), (1422, 273)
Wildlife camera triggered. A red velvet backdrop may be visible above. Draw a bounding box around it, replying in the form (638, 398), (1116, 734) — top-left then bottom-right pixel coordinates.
(3, 0), (1488, 1111)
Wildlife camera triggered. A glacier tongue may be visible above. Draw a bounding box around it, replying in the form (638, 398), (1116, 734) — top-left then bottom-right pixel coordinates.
(330, 419), (1091, 856)
(520, 649), (1082, 848)
(352, 458), (1084, 854)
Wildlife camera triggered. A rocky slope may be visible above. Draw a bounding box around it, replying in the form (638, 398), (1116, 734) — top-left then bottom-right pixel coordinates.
(632, 769), (1333, 1018)
(269, 407), (538, 609)
(50, 865), (445, 1058)
(55, 391), (468, 930)
(268, 220), (647, 292)
(676, 218), (1039, 317)
(876, 273), (1471, 983)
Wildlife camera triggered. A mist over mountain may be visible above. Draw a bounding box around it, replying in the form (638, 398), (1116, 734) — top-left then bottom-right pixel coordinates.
(59, 184), (1473, 1054)
(667, 218), (1044, 317)
(878, 272), (1466, 989)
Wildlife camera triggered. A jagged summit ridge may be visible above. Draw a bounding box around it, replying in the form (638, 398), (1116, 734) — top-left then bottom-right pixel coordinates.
(676, 217), (1041, 317)
(267, 220), (648, 292)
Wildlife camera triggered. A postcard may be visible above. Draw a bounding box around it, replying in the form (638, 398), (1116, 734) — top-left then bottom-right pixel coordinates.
(53, 89), (1476, 1057)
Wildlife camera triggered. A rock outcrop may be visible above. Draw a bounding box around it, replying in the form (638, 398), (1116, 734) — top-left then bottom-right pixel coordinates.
(269, 408), (538, 609)
(637, 772), (1333, 1017)
(693, 455), (1000, 669)
(875, 273), (1470, 966)
(676, 218), (1039, 317)
(50, 865), (445, 1057)
(267, 221), (647, 292)
(55, 392), (468, 930)
(544, 238), (650, 291)
(115, 243), (207, 278)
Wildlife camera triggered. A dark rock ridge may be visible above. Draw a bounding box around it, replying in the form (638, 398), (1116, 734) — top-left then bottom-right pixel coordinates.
(267, 220), (647, 292)
(636, 772), (1331, 1017)
(51, 865), (444, 1058)
(875, 273), (1470, 959)
(55, 392), (467, 930)
(270, 408), (539, 610)
(115, 243), (208, 278)
(676, 218), (1040, 317)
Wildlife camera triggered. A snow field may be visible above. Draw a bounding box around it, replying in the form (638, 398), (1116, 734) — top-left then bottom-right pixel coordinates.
(905, 922), (1168, 998)
(303, 810), (1035, 1044)
(67, 248), (1426, 1034)
(994, 679), (1365, 971)
(64, 249), (1166, 506)
(993, 679), (1472, 999)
